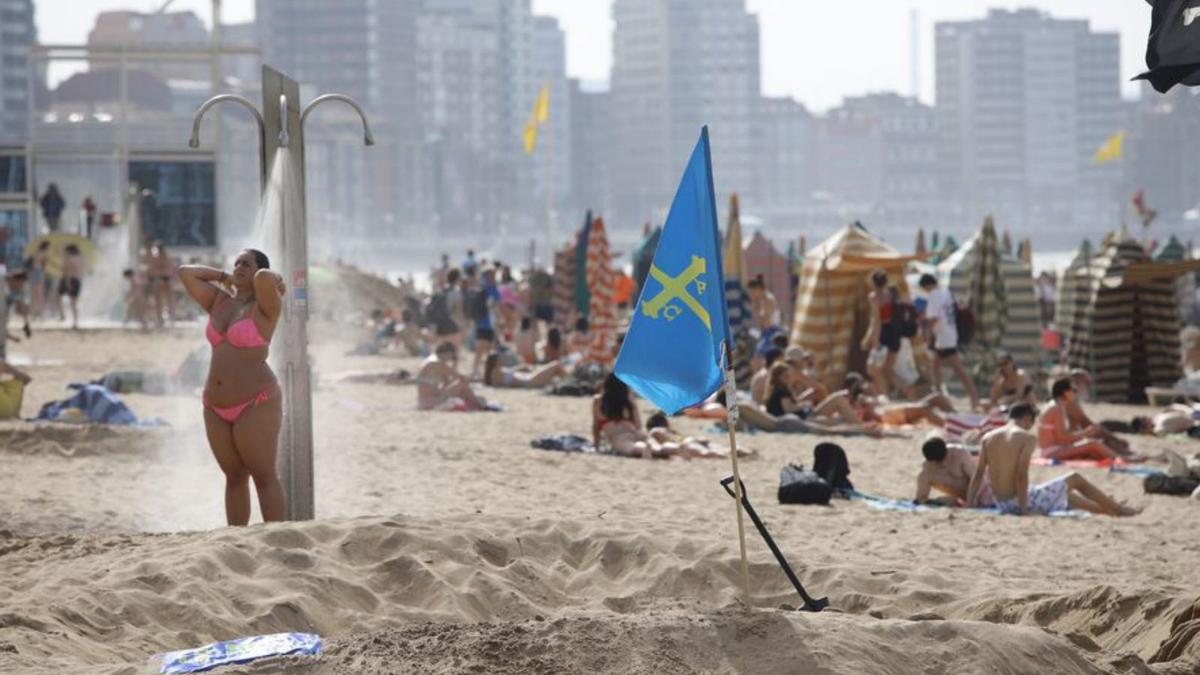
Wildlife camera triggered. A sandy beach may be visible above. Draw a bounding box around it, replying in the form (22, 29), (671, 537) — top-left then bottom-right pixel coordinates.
(1, 326), (1198, 674)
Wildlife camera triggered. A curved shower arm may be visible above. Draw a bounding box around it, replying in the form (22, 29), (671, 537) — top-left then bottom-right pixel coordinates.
(300, 94), (376, 146)
(187, 94), (266, 149)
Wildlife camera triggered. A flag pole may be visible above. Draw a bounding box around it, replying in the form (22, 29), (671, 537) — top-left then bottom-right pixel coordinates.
(722, 343), (752, 606)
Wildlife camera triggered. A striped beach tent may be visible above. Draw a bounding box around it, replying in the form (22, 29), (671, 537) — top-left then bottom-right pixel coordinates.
(631, 224), (661, 298)
(744, 230), (793, 327)
(939, 218), (1041, 389)
(1066, 237), (1199, 402)
(1054, 240), (1092, 335)
(552, 244), (576, 325)
(585, 217), (615, 367)
(1154, 235), (1197, 324)
(790, 223), (926, 389)
(574, 212), (592, 317)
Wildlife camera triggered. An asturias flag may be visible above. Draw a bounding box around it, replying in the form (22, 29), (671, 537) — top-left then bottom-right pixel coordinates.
(614, 127), (730, 414)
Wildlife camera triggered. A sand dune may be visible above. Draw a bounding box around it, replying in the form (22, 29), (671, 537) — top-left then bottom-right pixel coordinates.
(1, 329), (1199, 673)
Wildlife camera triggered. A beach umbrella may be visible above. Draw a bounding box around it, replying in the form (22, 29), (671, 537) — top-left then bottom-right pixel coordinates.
(1154, 235), (1187, 262)
(1001, 230), (1013, 255)
(1055, 240), (1094, 341)
(930, 231), (940, 251)
(632, 223), (661, 295)
(23, 233), (96, 276)
(573, 210), (592, 317)
(552, 244), (576, 323)
(585, 217), (615, 367)
(723, 193), (749, 330)
(915, 228), (927, 255)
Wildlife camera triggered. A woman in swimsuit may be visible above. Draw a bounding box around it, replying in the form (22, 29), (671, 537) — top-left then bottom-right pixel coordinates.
(592, 373), (657, 457)
(178, 249), (287, 525)
(987, 353), (1037, 410)
(148, 241), (176, 327)
(482, 353), (565, 389)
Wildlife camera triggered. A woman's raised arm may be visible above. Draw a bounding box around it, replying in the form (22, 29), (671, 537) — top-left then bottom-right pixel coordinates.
(177, 265), (226, 313)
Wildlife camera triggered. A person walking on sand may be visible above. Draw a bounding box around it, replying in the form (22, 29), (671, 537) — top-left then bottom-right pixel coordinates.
(39, 183), (65, 232)
(968, 404), (1139, 516)
(147, 241), (176, 327)
(58, 244), (84, 329)
(178, 249), (288, 525)
(919, 273), (980, 411)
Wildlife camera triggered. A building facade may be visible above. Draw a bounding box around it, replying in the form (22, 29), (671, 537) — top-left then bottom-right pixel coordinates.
(611, 0), (759, 224)
(0, 0), (35, 143)
(935, 9), (1121, 234)
(569, 79), (612, 218)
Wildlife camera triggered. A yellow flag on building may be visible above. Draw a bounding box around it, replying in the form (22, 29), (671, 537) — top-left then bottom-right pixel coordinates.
(523, 120), (538, 154)
(523, 85), (551, 154)
(534, 85), (550, 123)
(1092, 131), (1124, 164)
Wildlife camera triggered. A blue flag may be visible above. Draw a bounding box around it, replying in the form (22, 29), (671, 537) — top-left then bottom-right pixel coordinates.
(614, 127), (731, 414)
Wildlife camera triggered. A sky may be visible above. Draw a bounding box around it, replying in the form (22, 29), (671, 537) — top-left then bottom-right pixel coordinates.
(39, 0), (1151, 110)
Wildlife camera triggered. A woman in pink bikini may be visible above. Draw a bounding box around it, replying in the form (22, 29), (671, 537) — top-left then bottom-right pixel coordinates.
(179, 249), (286, 525)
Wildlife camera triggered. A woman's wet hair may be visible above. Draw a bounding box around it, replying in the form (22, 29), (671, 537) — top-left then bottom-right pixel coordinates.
(599, 373), (634, 421)
(244, 248), (270, 270)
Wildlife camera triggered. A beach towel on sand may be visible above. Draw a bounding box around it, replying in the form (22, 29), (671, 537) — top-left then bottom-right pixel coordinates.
(531, 434), (596, 453)
(850, 492), (1086, 517)
(36, 383), (165, 426)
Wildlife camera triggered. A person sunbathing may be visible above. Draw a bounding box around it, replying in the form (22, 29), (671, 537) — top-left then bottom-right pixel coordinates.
(1129, 400), (1199, 436)
(707, 389), (889, 437)
(644, 411), (749, 460)
(592, 373), (657, 457)
(987, 353), (1038, 409)
(767, 362), (863, 425)
(749, 346), (784, 405)
(1038, 377), (1137, 461)
(915, 436), (992, 507)
(1059, 369), (1135, 456)
(969, 404), (1139, 516)
(845, 372), (953, 427)
(482, 353), (565, 389)
(417, 342), (488, 411)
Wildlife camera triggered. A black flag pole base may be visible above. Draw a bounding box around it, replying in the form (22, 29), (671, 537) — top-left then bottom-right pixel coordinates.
(720, 476), (829, 613)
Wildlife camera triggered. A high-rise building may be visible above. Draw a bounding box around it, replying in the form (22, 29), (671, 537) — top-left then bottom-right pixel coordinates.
(753, 96), (812, 212)
(0, 0), (35, 142)
(611, 0), (759, 223)
(569, 79), (611, 216)
(257, 0), (420, 234)
(530, 16), (570, 212)
(935, 9), (1121, 232)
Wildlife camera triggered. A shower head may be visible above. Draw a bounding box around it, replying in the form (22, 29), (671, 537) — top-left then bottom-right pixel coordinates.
(278, 93), (290, 147)
(187, 94), (265, 150)
(301, 94), (376, 148)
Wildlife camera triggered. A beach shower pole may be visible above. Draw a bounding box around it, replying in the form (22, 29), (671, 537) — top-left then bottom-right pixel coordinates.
(189, 66), (373, 521)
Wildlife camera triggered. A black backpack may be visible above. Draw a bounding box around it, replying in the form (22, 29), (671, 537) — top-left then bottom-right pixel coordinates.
(812, 442), (854, 496)
(778, 464), (832, 505)
(886, 288), (919, 339)
(1143, 473), (1199, 497)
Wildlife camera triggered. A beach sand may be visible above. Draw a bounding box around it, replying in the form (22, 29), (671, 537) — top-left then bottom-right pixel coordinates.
(1, 327), (1198, 674)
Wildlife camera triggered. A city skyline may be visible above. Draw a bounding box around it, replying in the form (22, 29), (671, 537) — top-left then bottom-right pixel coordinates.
(37, 0), (1149, 111)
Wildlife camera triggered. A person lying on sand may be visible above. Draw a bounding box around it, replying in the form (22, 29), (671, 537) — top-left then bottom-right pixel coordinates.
(704, 390), (895, 438)
(987, 352), (1038, 410)
(844, 372), (954, 427)
(337, 369), (412, 385)
(969, 404), (1139, 516)
(1038, 377), (1142, 462)
(915, 436), (992, 507)
(749, 346), (784, 405)
(482, 353), (565, 389)
(1130, 401), (1200, 436)
(765, 362), (862, 425)
(644, 411), (753, 460)
(417, 342), (488, 411)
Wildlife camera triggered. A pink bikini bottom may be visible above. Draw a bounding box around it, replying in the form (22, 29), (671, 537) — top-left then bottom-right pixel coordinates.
(204, 385), (278, 424)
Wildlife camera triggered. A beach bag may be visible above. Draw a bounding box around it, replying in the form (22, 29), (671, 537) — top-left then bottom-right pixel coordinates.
(777, 464), (832, 505)
(812, 442), (854, 495)
(1144, 473), (1200, 497)
(954, 302), (975, 346)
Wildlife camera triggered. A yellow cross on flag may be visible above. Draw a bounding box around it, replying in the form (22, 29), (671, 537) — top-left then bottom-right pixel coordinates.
(1092, 130), (1124, 164)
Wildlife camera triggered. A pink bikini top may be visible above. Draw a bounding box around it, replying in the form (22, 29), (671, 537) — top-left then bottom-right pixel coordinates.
(206, 300), (269, 349)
